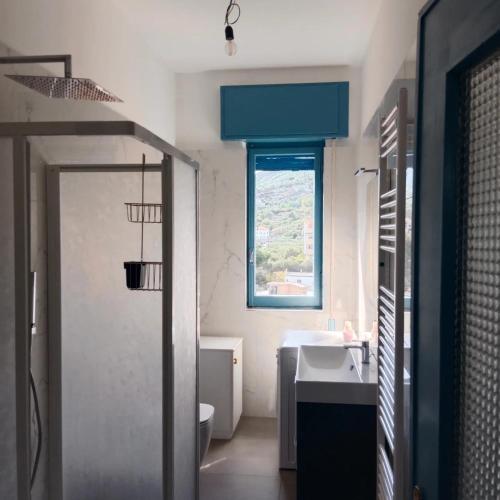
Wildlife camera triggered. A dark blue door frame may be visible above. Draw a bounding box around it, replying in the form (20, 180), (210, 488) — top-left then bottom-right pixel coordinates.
(412, 1), (500, 498)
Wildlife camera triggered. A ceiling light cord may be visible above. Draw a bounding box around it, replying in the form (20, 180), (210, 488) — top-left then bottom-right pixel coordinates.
(225, 0), (241, 26)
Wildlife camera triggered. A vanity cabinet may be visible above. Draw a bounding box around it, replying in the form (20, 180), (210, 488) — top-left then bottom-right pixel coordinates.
(277, 330), (345, 470)
(295, 344), (378, 500)
(297, 402), (376, 500)
(276, 330), (343, 469)
(200, 336), (243, 439)
(278, 346), (299, 469)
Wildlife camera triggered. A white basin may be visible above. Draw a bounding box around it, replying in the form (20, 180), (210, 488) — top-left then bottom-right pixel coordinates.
(295, 344), (377, 405)
(296, 345), (362, 384)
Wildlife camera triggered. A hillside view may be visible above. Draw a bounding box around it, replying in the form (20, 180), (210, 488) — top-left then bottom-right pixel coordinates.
(254, 169), (315, 293)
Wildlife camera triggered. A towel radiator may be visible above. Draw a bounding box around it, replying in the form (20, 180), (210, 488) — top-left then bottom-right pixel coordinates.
(377, 88), (408, 500)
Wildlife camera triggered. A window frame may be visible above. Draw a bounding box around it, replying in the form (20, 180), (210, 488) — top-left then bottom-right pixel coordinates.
(247, 142), (324, 309)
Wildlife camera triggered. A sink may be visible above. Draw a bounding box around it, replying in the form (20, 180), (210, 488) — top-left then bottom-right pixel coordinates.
(295, 344), (377, 405)
(296, 345), (362, 383)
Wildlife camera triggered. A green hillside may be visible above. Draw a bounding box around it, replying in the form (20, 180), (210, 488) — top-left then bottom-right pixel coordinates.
(254, 170), (314, 289)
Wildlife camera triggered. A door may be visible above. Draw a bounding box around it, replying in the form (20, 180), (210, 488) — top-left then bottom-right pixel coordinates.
(47, 161), (200, 500)
(48, 166), (165, 500)
(413, 1), (500, 499)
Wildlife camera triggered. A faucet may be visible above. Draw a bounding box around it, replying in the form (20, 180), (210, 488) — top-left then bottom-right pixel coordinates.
(344, 340), (371, 364)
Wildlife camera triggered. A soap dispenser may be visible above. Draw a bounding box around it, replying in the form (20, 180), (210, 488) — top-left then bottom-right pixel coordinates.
(343, 320), (355, 342)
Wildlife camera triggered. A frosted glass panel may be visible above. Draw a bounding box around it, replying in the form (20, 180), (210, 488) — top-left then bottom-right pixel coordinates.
(172, 159), (198, 500)
(0, 139), (17, 499)
(60, 171), (162, 500)
(454, 49), (500, 499)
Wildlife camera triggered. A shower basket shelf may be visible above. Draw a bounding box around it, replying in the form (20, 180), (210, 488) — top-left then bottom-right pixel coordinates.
(123, 154), (163, 292)
(123, 261), (163, 291)
(125, 202), (163, 224)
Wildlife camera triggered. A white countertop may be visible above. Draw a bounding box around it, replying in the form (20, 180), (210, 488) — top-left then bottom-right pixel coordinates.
(200, 336), (243, 351)
(280, 329), (345, 348)
(280, 329), (376, 348)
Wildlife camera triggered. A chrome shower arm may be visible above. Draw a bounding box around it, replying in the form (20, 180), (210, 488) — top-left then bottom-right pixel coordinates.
(0, 54), (72, 78)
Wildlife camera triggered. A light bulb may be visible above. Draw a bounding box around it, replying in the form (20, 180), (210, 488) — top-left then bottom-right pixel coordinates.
(225, 39), (238, 56)
(224, 25), (237, 56)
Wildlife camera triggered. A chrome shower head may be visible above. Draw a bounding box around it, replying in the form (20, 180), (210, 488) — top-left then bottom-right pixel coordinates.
(0, 54), (123, 102)
(5, 74), (123, 102)
(354, 167), (378, 177)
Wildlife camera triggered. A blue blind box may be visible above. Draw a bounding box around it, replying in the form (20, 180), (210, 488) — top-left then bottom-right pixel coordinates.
(221, 82), (349, 142)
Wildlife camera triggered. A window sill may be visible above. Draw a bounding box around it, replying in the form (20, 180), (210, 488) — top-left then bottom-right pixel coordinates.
(245, 306), (325, 313)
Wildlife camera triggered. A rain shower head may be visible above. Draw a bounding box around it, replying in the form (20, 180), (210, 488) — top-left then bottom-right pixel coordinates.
(4, 74), (122, 102)
(0, 54), (123, 102)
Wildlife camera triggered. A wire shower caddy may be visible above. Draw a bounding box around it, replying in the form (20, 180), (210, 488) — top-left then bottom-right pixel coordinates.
(125, 202), (163, 223)
(123, 154), (163, 291)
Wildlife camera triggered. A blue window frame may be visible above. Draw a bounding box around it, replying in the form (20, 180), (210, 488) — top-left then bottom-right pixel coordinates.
(247, 143), (323, 309)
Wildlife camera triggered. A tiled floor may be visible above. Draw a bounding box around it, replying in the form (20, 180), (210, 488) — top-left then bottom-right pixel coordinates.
(200, 417), (296, 500)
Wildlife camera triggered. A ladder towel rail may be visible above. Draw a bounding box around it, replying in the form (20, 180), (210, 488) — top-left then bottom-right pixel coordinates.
(376, 88), (408, 500)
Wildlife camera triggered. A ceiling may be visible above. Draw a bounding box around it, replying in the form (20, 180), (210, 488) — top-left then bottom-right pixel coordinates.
(115, 0), (383, 73)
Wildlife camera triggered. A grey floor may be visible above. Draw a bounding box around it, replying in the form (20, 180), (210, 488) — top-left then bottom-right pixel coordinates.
(200, 417), (296, 500)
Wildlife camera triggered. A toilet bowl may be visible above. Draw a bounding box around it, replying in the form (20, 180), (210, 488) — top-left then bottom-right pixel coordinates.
(200, 403), (215, 464)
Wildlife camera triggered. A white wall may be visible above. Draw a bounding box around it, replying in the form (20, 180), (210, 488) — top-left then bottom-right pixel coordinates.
(177, 66), (361, 417)
(355, 139), (380, 332)
(0, 0), (176, 141)
(355, 0), (423, 331)
(176, 66), (360, 150)
(360, 0), (426, 133)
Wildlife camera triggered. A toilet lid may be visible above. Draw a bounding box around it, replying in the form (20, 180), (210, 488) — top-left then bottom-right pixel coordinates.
(200, 403), (215, 424)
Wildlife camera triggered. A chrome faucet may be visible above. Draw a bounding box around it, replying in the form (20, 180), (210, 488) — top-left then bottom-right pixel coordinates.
(344, 340), (371, 364)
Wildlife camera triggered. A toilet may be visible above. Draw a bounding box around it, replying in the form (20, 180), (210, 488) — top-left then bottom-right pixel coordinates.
(200, 403), (215, 464)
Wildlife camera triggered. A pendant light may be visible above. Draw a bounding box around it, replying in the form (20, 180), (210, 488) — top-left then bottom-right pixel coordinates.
(224, 0), (240, 56)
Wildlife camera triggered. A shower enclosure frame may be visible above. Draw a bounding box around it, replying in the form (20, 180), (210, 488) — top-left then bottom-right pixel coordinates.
(0, 120), (200, 500)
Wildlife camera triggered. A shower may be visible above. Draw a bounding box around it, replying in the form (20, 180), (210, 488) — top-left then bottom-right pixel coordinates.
(0, 54), (123, 102)
(0, 53), (122, 493)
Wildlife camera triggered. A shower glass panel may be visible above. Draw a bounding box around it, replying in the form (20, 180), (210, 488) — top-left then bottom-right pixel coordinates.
(59, 170), (162, 500)
(0, 122), (199, 500)
(0, 139), (18, 500)
(169, 157), (199, 500)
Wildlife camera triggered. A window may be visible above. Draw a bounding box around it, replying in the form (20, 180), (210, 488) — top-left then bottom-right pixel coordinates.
(247, 144), (323, 308)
